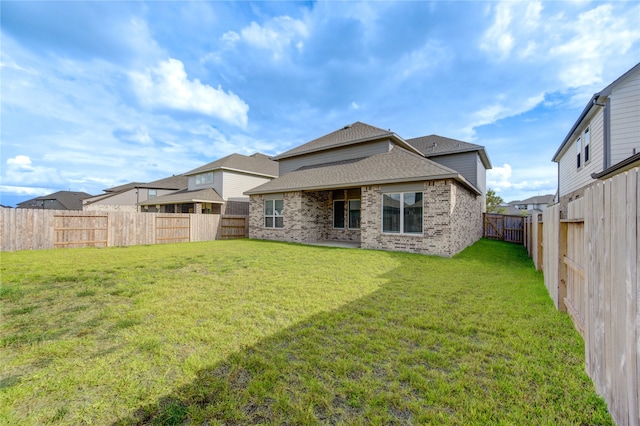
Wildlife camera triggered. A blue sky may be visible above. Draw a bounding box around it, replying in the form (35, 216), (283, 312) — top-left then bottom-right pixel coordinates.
(1, 1), (639, 207)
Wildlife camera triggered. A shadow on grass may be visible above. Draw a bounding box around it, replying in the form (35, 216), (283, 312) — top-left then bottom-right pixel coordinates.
(114, 240), (610, 425)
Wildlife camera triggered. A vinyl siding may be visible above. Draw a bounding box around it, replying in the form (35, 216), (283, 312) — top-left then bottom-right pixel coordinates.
(278, 139), (392, 176)
(609, 70), (640, 165)
(476, 154), (486, 195)
(428, 152), (478, 188)
(222, 171), (272, 200)
(557, 109), (604, 197)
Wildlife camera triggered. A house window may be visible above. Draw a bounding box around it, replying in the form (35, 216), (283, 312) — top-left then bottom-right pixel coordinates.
(195, 172), (214, 185)
(148, 189), (157, 199)
(576, 137), (581, 169)
(264, 199), (284, 228)
(584, 127), (590, 163)
(382, 192), (423, 234)
(348, 199), (361, 229)
(333, 200), (345, 229)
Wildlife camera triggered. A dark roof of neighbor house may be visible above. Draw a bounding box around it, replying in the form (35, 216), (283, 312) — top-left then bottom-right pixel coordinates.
(552, 62), (640, 162)
(185, 152), (278, 177)
(509, 194), (555, 206)
(406, 134), (492, 169)
(138, 188), (224, 206)
(141, 175), (188, 189)
(591, 152), (640, 180)
(272, 121), (423, 160)
(17, 191), (92, 210)
(104, 182), (145, 193)
(245, 146), (480, 195)
(85, 175), (188, 205)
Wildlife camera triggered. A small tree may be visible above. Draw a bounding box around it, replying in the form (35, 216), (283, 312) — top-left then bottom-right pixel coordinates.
(486, 188), (505, 213)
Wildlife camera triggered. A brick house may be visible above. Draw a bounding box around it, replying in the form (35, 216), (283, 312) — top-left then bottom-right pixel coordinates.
(245, 122), (492, 257)
(552, 62), (640, 217)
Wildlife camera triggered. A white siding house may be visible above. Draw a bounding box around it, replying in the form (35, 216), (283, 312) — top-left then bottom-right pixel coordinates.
(553, 63), (640, 216)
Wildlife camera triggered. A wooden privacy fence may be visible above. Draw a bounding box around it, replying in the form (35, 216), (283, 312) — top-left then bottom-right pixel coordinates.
(220, 215), (248, 240)
(527, 168), (639, 426)
(0, 209), (245, 251)
(483, 213), (524, 244)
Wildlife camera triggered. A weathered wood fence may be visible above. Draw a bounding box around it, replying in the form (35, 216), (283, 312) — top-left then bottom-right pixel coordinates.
(525, 168), (639, 426)
(483, 213), (525, 244)
(1, 209), (249, 251)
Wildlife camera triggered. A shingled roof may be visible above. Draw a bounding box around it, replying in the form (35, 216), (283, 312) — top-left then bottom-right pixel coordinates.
(185, 152), (278, 177)
(246, 146), (479, 195)
(272, 122), (422, 160)
(407, 135), (492, 169)
(17, 191), (92, 210)
(138, 188), (223, 206)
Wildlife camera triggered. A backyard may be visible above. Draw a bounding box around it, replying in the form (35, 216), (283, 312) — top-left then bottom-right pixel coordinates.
(0, 239), (611, 424)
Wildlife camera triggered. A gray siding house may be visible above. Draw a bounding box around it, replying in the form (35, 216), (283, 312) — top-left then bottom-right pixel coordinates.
(553, 62), (640, 217)
(140, 153), (278, 214)
(83, 175), (188, 212)
(245, 122), (492, 257)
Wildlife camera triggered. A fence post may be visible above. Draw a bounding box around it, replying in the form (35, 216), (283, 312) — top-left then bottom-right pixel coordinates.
(558, 221), (568, 312)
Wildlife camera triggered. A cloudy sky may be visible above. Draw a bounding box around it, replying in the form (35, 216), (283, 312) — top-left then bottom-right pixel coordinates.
(1, 1), (639, 207)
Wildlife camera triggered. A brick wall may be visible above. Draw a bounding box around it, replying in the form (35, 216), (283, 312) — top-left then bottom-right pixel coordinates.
(249, 180), (482, 256)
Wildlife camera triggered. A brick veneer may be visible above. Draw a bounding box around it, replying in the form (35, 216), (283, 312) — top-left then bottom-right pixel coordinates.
(249, 179), (482, 256)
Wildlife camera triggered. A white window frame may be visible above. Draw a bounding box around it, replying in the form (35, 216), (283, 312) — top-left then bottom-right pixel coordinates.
(195, 172), (214, 185)
(333, 200), (345, 229)
(264, 199), (284, 229)
(348, 199), (361, 230)
(148, 189), (157, 199)
(381, 192), (423, 235)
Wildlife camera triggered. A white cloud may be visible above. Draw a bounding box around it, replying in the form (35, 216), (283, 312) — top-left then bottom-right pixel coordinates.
(397, 40), (452, 80)
(130, 58), (249, 128)
(462, 92), (545, 140)
(4, 155), (66, 187)
(488, 163), (556, 200)
(350, 102), (359, 110)
(236, 15), (308, 60)
(480, 2), (516, 58)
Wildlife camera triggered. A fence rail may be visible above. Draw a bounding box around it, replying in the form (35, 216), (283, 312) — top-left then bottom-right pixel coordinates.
(0, 209), (239, 251)
(526, 168), (639, 426)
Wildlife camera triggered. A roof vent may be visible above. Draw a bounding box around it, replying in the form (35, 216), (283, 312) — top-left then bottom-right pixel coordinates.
(343, 124), (352, 129)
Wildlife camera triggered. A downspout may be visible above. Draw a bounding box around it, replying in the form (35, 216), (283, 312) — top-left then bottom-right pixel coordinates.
(592, 95), (609, 170)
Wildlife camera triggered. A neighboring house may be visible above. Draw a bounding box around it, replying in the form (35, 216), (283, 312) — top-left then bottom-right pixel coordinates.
(83, 175), (188, 212)
(139, 153), (278, 214)
(245, 122), (492, 257)
(552, 62), (640, 217)
(502, 194), (555, 215)
(17, 191), (91, 210)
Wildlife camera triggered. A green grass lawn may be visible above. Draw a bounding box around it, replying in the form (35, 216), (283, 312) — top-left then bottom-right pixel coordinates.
(1, 239), (611, 425)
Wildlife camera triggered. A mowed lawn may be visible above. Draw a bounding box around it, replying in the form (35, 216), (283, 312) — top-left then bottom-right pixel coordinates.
(1, 239), (611, 425)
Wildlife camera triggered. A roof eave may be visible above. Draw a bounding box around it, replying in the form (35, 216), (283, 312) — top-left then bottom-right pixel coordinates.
(552, 94), (599, 162)
(245, 173), (481, 196)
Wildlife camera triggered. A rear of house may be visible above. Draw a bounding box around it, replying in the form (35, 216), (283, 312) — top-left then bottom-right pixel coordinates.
(553, 62), (640, 216)
(245, 122), (491, 257)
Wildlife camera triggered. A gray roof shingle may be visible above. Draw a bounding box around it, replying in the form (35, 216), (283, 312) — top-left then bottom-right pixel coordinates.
(245, 146), (479, 195)
(272, 122), (422, 160)
(185, 152), (278, 177)
(407, 135), (492, 169)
